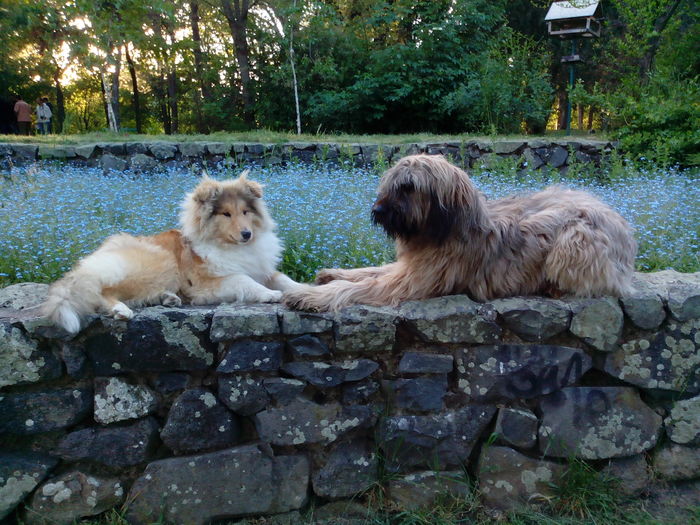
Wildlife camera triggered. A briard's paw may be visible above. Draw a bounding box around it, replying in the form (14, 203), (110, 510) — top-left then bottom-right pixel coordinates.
(315, 269), (343, 285)
(283, 286), (324, 311)
(111, 302), (134, 321)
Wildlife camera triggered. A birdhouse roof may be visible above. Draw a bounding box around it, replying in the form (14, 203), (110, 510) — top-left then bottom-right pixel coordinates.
(545, 1), (600, 21)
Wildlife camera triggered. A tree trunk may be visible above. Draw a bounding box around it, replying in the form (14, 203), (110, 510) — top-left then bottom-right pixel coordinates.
(165, 24), (179, 134)
(81, 101), (89, 131)
(104, 44), (121, 131)
(167, 69), (179, 134)
(52, 69), (65, 134)
(577, 103), (584, 131)
(220, 0), (254, 127)
(155, 73), (171, 135)
(290, 46), (301, 135)
(639, 0), (684, 81)
(587, 106), (595, 131)
(82, 81), (96, 131)
(125, 45), (142, 133)
(102, 72), (119, 132)
(556, 89), (567, 131)
(189, 0), (211, 133)
(289, 0), (301, 134)
(149, 9), (171, 134)
(99, 72), (109, 128)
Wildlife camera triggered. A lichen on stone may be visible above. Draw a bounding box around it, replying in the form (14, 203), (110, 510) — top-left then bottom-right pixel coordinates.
(606, 318), (700, 392)
(154, 312), (213, 365)
(0, 473), (40, 517)
(665, 395), (700, 445)
(94, 377), (156, 424)
(0, 326), (44, 388)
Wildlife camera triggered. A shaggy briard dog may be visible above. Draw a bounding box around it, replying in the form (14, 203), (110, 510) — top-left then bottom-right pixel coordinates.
(283, 154), (636, 311)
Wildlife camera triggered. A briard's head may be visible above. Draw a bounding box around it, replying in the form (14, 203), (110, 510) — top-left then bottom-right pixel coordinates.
(371, 155), (487, 242)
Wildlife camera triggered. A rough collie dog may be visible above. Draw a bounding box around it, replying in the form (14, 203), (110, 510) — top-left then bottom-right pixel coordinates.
(284, 154), (636, 311)
(43, 171), (299, 334)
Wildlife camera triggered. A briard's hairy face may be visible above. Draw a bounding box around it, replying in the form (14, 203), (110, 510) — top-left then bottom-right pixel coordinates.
(371, 180), (421, 239)
(371, 157), (460, 243)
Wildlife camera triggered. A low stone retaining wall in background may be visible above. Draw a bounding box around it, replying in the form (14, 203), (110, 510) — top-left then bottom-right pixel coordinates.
(0, 270), (698, 524)
(0, 138), (616, 172)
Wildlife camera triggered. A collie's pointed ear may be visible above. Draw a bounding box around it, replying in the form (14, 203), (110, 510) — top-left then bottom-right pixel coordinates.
(192, 177), (221, 204)
(244, 179), (263, 199)
(236, 169), (263, 198)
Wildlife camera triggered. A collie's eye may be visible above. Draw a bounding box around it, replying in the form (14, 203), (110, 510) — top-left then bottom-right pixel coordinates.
(243, 210), (249, 215)
(222, 212), (231, 217)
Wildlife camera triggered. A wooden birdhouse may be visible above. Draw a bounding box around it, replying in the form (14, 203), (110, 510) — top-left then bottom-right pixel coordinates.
(545, 1), (602, 39)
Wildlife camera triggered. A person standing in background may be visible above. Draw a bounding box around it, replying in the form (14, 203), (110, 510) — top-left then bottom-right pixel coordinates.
(0, 96), (17, 134)
(13, 95), (32, 135)
(42, 97), (54, 133)
(35, 98), (52, 135)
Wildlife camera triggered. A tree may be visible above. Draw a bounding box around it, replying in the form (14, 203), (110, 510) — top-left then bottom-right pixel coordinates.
(258, 0), (303, 133)
(72, 0), (127, 131)
(0, 0), (696, 144)
(124, 44), (142, 133)
(220, 0), (255, 127)
(0, 0), (79, 132)
(188, 0), (213, 132)
(610, 0), (688, 82)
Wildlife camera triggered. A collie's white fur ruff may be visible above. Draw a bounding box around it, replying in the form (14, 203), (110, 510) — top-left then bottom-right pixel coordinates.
(284, 154), (637, 311)
(43, 171), (299, 334)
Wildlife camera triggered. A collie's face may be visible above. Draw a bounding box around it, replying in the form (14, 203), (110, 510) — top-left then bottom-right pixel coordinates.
(182, 172), (271, 245)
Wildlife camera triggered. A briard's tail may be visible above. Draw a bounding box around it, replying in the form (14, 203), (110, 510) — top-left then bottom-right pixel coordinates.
(42, 268), (105, 334)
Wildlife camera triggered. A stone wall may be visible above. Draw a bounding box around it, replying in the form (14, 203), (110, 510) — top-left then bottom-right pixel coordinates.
(0, 138), (615, 172)
(0, 270), (698, 524)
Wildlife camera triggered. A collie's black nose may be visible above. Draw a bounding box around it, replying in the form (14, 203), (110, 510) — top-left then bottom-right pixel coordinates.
(241, 230), (252, 241)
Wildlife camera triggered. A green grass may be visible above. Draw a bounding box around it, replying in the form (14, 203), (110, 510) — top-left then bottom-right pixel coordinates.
(548, 458), (624, 523)
(0, 129), (609, 146)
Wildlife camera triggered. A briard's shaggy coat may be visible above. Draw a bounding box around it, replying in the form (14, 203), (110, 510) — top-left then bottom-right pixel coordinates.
(284, 154), (636, 311)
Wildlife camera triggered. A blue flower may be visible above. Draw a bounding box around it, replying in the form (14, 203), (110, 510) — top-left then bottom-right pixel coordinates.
(0, 161), (698, 285)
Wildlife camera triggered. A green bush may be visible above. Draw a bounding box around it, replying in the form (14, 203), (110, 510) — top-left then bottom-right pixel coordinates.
(443, 29), (554, 135)
(615, 75), (700, 166)
(572, 73), (700, 166)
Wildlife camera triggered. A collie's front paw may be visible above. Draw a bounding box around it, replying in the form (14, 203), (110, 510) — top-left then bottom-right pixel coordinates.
(160, 291), (182, 307)
(315, 269), (342, 285)
(261, 290), (283, 303)
(111, 302), (134, 321)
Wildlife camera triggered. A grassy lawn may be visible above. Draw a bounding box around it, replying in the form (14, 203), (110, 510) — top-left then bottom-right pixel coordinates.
(0, 129), (609, 146)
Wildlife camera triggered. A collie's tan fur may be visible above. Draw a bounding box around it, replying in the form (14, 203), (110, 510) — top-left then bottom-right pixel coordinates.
(43, 171), (299, 334)
(284, 154), (637, 311)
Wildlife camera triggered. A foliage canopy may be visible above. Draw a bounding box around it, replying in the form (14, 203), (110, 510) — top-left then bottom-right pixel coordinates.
(0, 0), (697, 163)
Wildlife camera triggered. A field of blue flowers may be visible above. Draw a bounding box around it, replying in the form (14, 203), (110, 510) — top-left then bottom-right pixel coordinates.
(0, 161), (698, 287)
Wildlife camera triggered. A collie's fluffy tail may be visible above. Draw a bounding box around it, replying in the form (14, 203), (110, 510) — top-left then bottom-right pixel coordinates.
(42, 270), (105, 334)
